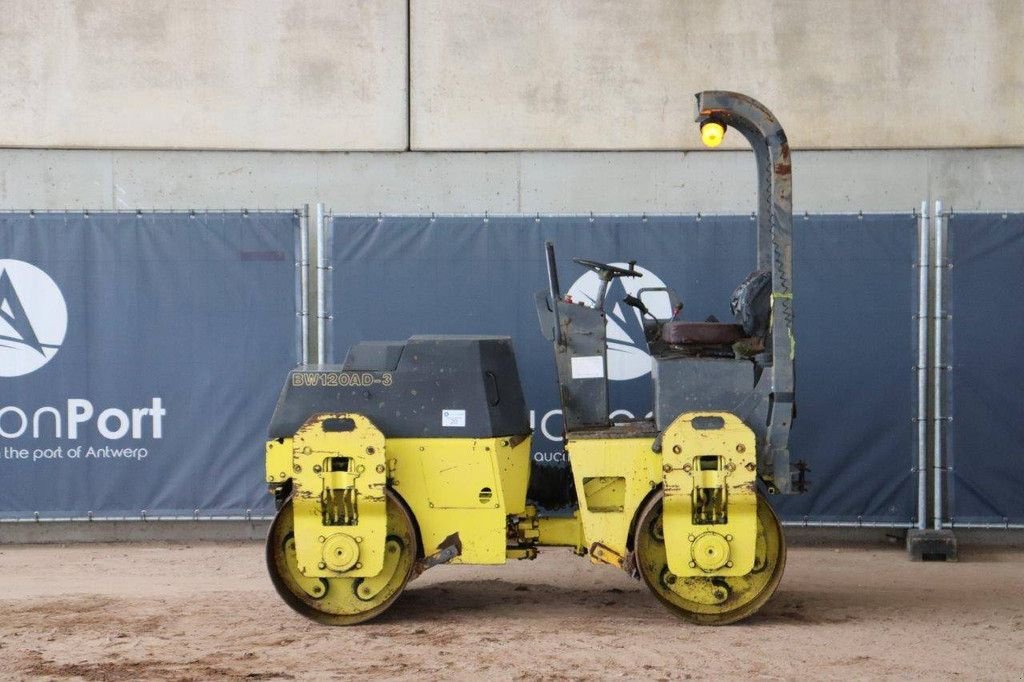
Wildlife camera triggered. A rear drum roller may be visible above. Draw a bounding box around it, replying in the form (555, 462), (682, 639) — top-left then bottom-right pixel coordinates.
(266, 489), (418, 625)
(634, 490), (786, 625)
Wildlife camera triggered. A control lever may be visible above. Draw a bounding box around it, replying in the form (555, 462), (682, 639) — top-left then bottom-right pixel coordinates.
(622, 294), (651, 318)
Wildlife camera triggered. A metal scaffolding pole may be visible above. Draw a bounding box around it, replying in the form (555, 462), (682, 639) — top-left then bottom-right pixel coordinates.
(783, 520), (915, 529)
(932, 200), (946, 530)
(944, 521), (1024, 530)
(916, 201), (930, 530)
(299, 205), (310, 365)
(315, 202), (327, 365)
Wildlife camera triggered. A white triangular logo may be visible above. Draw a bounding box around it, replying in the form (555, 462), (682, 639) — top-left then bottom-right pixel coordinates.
(0, 312), (18, 340)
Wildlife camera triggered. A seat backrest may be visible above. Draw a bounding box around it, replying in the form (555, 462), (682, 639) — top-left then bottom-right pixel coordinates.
(731, 270), (772, 338)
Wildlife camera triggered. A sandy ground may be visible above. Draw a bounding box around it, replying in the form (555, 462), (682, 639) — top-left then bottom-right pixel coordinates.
(0, 542), (1022, 681)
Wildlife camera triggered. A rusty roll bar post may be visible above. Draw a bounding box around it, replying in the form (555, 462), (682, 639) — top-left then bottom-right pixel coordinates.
(695, 91), (795, 492)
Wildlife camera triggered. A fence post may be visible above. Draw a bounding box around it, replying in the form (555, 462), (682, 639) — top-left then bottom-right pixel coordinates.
(915, 201), (930, 531)
(316, 202), (327, 365)
(906, 199), (958, 560)
(932, 200), (946, 531)
(299, 205), (310, 365)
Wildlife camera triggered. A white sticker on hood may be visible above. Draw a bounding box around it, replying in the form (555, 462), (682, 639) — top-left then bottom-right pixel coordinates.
(570, 355), (605, 379)
(442, 409), (466, 427)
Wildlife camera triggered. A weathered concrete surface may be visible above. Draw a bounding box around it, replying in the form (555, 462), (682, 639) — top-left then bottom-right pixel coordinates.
(412, 0), (1024, 150)
(1, 148), (1022, 213)
(3, 1), (1021, 152)
(0, 1), (408, 150)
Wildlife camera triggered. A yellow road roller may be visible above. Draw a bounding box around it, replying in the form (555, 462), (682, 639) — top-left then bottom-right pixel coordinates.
(264, 91), (799, 625)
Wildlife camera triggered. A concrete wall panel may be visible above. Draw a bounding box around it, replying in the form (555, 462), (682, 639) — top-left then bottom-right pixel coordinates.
(1, 148), (1022, 214)
(0, 149), (114, 208)
(0, 0), (408, 150)
(411, 0), (1024, 150)
(313, 152), (520, 213)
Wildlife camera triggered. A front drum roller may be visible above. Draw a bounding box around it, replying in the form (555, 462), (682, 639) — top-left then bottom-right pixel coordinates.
(266, 489), (418, 625)
(634, 490), (786, 625)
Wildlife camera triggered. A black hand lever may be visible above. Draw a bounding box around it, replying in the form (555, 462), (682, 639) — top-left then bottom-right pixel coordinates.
(622, 294), (650, 318)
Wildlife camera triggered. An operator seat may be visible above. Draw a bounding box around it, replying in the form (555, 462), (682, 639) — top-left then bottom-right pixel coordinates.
(661, 270), (772, 347)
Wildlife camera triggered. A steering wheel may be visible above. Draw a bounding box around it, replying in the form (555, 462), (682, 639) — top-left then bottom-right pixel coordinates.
(572, 257), (641, 281)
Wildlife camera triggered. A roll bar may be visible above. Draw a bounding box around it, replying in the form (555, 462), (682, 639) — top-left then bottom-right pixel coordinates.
(695, 91), (795, 490)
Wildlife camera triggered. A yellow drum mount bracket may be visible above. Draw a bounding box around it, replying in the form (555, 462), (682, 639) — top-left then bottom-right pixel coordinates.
(288, 413), (389, 580)
(660, 412), (758, 578)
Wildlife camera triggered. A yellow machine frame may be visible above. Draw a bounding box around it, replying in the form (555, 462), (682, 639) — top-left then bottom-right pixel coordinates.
(268, 413), (534, 578)
(267, 410), (758, 583)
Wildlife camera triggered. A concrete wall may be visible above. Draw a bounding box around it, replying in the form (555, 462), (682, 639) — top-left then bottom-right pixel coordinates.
(2, 148), (1022, 214)
(412, 0), (1024, 150)
(1, 0), (1021, 224)
(1, 1), (1021, 151)
(0, 0), (408, 150)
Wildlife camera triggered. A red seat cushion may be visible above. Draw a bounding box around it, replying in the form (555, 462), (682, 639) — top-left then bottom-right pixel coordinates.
(662, 321), (745, 345)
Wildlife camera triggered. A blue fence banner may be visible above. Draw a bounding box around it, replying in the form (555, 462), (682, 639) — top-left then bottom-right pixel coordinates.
(946, 213), (1024, 525)
(327, 214), (919, 524)
(0, 211), (301, 519)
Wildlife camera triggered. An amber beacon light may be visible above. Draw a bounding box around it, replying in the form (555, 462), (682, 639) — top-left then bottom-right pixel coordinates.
(700, 120), (726, 147)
